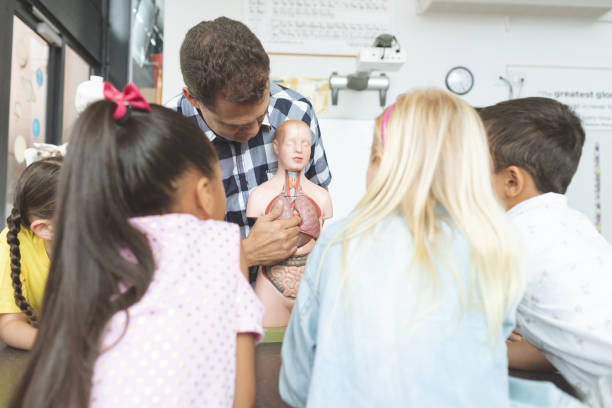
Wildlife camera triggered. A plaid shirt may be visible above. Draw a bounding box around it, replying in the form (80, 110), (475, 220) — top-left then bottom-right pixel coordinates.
(167, 82), (332, 240)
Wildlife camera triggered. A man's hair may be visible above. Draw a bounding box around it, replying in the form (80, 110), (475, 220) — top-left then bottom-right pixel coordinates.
(480, 97), (585, 194)
(180, 17), (270, 109)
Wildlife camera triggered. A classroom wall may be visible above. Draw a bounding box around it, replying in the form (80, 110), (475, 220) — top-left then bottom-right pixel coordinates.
(162, 1), (612, 238)
(163, 1), (612, 115)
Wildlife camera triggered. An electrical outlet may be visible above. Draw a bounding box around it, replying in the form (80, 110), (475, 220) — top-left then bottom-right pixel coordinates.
(357, 47), (407, 72)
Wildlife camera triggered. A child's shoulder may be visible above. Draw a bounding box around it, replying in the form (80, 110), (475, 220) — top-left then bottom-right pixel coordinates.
(0, 227), (7, 251)
(510, 193), (599, 237)
(317, 212), (410, 246)
(129, 214), (242, 282)
(130, 214), (239, 242)
(0, 226), (37, 241)
(0, 226), (41, 253)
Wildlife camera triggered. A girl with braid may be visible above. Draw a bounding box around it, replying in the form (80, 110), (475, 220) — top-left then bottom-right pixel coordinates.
(0, 157), (62, 350)
(11, 83), (263, 408)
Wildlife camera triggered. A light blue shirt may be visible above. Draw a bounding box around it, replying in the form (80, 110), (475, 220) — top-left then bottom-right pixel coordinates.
(280, 213), (516, 407)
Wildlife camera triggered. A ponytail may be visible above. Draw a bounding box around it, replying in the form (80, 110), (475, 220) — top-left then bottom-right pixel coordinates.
(6, 208), (38, 326)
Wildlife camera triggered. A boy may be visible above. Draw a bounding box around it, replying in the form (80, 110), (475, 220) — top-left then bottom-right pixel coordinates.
(481, 97), (612, 407)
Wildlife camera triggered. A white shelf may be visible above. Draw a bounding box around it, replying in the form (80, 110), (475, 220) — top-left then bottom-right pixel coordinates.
(418, 0), (612, 17)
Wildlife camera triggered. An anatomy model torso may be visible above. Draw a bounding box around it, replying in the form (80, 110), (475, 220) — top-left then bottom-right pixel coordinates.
(246, 120), (332, 328)
(267, 171), (322, 246)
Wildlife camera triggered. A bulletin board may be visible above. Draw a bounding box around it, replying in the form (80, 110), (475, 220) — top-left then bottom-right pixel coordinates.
(244, 0), (393, 56)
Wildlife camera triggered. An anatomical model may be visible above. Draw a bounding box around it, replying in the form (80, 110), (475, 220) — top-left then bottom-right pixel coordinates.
(246, 120), (332, 328)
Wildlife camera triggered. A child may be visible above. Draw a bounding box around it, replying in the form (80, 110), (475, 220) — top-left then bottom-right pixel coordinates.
(10, 83), (263, 408)
(481, 97), (612, 407)
(279, 89), (525, 406)
(0, 157), (62, 350)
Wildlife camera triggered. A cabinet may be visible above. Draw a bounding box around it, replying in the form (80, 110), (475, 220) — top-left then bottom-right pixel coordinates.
(418, 0), (612, 17)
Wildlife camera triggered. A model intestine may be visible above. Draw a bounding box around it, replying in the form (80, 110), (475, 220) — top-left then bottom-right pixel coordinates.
(246, 120), (332, 328)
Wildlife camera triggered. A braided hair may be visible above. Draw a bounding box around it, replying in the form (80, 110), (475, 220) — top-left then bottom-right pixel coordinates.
(6, 157), (62, 326)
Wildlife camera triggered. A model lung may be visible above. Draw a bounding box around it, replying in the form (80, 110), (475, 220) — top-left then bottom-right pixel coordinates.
(265, 172), (321, 247)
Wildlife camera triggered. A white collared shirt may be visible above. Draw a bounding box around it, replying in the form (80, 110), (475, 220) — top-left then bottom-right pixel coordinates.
(509, 193), (612, 407)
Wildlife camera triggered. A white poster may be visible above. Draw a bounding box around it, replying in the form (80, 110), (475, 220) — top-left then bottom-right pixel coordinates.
(506, 65), (612, 130)
(506, 65), (612, 240)
(245, 0), (393, 55)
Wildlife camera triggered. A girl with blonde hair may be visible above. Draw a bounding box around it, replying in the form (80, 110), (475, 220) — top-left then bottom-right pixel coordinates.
(279, 88), (525, 406)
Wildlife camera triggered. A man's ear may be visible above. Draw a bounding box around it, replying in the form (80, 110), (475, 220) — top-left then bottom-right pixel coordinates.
(183, 87), (200, 110)
(29, 219), (53, 241)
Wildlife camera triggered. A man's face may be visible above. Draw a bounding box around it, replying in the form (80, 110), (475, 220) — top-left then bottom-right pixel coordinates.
(185, 87), (270, 143)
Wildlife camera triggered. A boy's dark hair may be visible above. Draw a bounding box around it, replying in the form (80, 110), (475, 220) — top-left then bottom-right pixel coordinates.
(480, 97), (585, 194)
(12, 101), (219, 408)
(180, 16), (270, 109)
(6, 157), (62, 327)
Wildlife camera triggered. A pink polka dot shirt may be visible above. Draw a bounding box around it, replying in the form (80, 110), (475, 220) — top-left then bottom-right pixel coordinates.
(90, 214), (264, 407)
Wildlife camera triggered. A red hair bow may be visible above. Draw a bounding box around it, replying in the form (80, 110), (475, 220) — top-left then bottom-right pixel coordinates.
(103, 82), (151, 121)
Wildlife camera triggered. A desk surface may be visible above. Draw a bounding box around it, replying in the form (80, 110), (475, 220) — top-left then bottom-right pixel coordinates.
(0, 341), (575, 407)
(0, 342), (289, 408)
(0, 343), (28, 407)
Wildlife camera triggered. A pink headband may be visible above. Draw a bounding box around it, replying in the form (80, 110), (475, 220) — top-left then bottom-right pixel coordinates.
(380, 103), (395, 148)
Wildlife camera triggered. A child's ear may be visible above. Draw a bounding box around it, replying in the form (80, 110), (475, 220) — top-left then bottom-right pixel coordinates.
(502, 165), (525, 198)
(29, 219), (54, 241)
(195, 176), (214, 219)
(371, 152), (382, 166)
(494, 166), (540, 210)
(366, 152), (383, 188)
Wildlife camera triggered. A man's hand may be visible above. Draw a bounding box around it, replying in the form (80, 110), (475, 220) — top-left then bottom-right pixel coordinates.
(242, 205), (301, 267)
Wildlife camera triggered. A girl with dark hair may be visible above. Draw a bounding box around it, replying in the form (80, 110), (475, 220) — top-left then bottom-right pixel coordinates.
(10, 83), (263, 408)
(0, 157), (62, 350)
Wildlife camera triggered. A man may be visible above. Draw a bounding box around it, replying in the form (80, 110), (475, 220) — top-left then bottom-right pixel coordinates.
(167, 17), (332, 281)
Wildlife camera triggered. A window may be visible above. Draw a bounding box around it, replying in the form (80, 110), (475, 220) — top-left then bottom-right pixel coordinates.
(62, 46), (92, 142)
(131, 0), (164, 103)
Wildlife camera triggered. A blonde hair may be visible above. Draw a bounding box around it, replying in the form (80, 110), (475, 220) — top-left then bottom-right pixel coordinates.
(324, 88), (523, 340)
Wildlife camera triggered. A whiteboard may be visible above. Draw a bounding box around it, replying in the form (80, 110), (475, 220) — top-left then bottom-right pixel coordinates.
(319, 118), (374, 225)
(244, 0), (393, 55)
